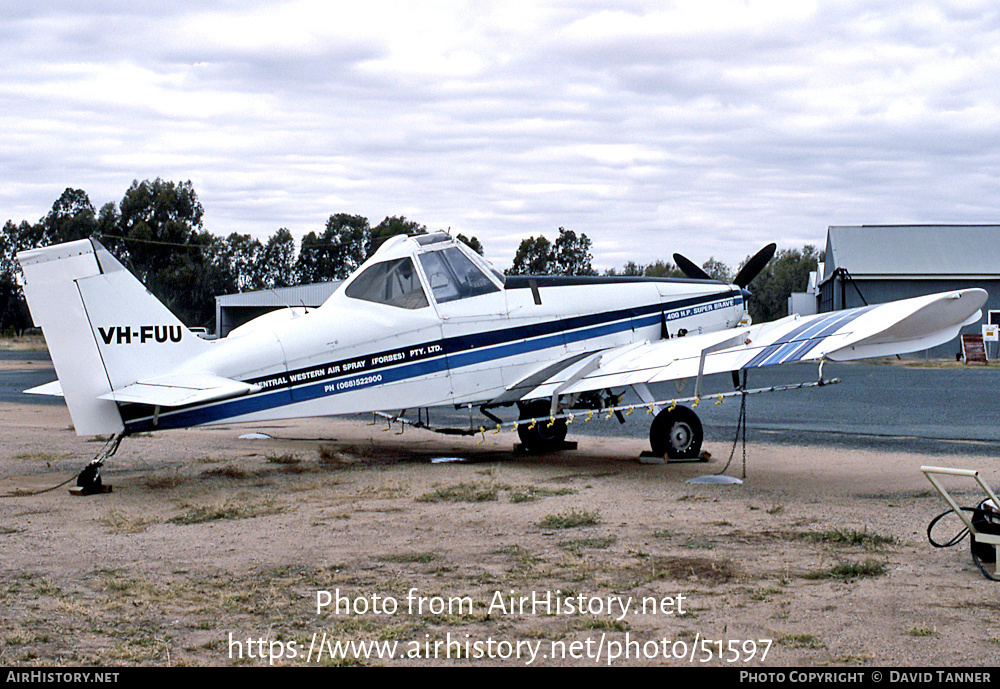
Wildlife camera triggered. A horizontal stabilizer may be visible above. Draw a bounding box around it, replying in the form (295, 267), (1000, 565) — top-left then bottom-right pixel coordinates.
(25, 380), (63, 397)
(98, 372), (259, 407)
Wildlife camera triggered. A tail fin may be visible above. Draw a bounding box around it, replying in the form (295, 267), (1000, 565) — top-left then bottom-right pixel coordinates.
(17, 239), (211, 435)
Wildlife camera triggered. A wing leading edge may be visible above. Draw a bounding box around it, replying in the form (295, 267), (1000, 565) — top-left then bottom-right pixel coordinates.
(509, 288), (988, 400)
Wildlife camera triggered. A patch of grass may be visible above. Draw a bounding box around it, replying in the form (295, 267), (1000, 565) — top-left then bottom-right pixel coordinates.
(12, 451), (73, 462)
(644, 555), (736, 584)
(748, 585), (786, 601)
(168, 495), (284, 524)
(319, 442), (379, 465)
(491, 544), (535, 559)
(2, 625), (51, 646)
(558, 536), (617, 554)
(416, 482), (503, 503)
(508, 485), (576, 503)
(677, 494), (711, 502)
(100, 507), (154, 533)
(0, 333), (47, 350)
(908, 627), (938, 637)
(683, 540), (716, 550)
(538, 509), (600, 529)
(776, 633), (823, 649)
(799, 527), (896, 549)
(804, 559), (887, 580)
(265, 452), (301, 465)
(576, 617), (630, 632)
(833, 653), (872, 664)
(144, 469), (186, 489)
(382, 552), (438, 564)
(201, 463), (251, 479)
(357, 482), (410, 499)
(318, 445), (351, 465)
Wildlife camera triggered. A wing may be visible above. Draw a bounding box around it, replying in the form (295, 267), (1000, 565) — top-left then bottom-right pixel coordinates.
(501, 289), (987, 401)
(97, 371), (259, 407)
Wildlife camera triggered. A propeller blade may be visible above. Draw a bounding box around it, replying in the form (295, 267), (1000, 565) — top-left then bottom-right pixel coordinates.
(673, 253), (713, 281)
(733, 243), (776, 288)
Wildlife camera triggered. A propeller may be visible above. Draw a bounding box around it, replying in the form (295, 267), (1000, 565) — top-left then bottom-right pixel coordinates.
(672, 253), (713, 281)
(673, 242), (776, 288)
(732, 243), (776, 288)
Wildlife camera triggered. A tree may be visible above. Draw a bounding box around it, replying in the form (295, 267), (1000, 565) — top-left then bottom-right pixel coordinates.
(38, 188), (97, 246)
(507, 228), (595, 276)
(744, 245), (822, 323)
(507, 235), (553, 275)
(2, 191), (101, 333)
(642, 260), (686, 278)
(456, 233), (483, 255)
(368, 216), (426, 256)
(262, 228), (297, 288)
(604, 260), (645, 276)
(551, 227), (595, 276)
(102, 179), (216, 327)
(295, 213), (370, 283)
(700, 257), (733, 283)
(220, 233), (266, 292)
(0, 220), (36, 332)
(605, 259), (686, 278)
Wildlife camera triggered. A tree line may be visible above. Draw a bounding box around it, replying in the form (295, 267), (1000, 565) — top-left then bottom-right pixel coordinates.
(1, 179), (820, 333)
(0, 181), (477, 331)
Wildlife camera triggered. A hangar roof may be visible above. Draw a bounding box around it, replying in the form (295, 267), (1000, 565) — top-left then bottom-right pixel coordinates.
(822, 225), (1000, 282)
(216, 281), (341, 308)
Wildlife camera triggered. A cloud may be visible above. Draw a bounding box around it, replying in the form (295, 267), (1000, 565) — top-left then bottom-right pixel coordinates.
(3, 1), (1000, 273)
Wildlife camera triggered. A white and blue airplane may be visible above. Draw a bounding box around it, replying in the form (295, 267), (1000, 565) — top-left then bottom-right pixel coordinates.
(17, 232), (987, 490)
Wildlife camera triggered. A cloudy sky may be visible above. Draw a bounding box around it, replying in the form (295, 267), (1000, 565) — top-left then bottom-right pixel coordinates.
(3, 1), (999, 272)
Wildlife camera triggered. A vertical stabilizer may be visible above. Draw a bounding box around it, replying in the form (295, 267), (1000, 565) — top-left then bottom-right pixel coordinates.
(17, 239), (211, 435)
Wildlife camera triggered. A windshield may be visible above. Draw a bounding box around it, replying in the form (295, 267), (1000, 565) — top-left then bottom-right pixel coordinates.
(418, 247), (501, 303)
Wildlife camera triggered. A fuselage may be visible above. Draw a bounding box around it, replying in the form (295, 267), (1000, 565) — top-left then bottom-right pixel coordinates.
(120, 234), (747, 432)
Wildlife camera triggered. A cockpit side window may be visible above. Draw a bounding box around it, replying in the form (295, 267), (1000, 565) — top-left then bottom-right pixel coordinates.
(344, 257), (429, 309)
(418, 247), (501, 303)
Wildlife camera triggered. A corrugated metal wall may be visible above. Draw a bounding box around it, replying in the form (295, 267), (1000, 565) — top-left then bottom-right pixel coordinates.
(215, 282), (341, 337)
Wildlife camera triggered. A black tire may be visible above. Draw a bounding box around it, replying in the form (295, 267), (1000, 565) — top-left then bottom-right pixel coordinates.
(517, 400), (568, 452)
(649, 405), (703, 459)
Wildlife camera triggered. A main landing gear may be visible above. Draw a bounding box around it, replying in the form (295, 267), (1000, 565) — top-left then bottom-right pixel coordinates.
(516, 400), (568, 453)
(649, 405), (704, 460)
(514, 397), (704, 460)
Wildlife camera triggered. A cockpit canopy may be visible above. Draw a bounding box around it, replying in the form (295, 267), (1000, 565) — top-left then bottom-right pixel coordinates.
(340, 233), (503, 310)
(344, 257), (428, 309)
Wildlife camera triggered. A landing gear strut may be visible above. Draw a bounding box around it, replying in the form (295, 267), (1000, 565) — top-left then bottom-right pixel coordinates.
(649, 405), (703, 460)
(516, 400), (568, 453)
(72, 432), (124, 495)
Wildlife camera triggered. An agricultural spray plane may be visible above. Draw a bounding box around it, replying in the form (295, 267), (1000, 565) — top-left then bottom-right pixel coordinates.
(17, 232), (987, 492)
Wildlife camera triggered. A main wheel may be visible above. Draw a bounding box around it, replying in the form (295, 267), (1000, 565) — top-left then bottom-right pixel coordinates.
(517, 400), (568, 452)
(649, 405), (703, 459)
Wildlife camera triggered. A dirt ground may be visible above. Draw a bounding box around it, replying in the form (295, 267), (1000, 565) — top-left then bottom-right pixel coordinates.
(1, 398), (999, 668)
